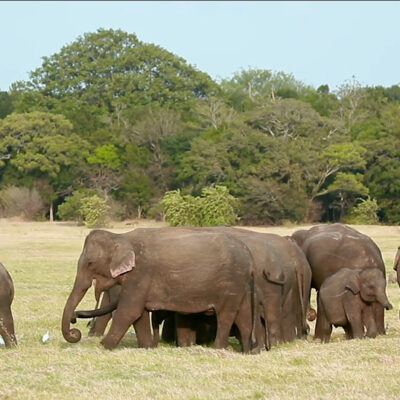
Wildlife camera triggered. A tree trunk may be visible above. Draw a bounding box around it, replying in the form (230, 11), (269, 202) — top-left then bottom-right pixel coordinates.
(49, 203), (54, 222)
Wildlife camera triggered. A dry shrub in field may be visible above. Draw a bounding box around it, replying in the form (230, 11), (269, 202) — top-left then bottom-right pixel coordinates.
(0, 186), (45, 220)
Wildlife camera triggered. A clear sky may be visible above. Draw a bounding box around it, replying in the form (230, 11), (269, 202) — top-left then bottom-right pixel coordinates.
(1, 1), (400, 92)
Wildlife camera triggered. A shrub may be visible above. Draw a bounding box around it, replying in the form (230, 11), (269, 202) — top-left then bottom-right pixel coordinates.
(79, 195), (111, 228)
(57, 190), (92, 222)
(161, 185), (238, 226)
(344, 197), (379, 225)
(161, 189), (202, 226)
(0, 186), (45, 220)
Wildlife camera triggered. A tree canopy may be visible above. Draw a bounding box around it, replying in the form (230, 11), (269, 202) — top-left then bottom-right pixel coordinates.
(1, 28), (399, 224)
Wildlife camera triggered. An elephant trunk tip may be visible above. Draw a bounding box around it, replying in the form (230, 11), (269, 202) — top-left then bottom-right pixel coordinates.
(63, 328), (82, 343)
(385, 302), (393, 311)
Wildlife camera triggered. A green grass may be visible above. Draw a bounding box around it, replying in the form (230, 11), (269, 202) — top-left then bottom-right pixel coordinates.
(1, 220), (400, 399)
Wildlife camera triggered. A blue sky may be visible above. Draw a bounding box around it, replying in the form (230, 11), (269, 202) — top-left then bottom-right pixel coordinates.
(1, 1), (400, 92)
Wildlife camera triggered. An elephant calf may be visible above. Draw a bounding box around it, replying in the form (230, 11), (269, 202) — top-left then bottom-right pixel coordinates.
(0, 262), (17, 347)
(316, 267), (392, 342)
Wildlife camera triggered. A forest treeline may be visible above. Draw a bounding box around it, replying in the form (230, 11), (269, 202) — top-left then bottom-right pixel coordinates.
(0, 29), (399, 224)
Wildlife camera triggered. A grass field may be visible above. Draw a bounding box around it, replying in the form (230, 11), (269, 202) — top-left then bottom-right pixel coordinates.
(0, 220), (399, 399)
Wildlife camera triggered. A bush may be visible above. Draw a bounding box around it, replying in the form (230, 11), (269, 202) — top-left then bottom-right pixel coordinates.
(161, 185), (238, 226)
(0, 186), (45, 220)
(57, 190), (92, 222)
(79, 195), (111, 228)
(344, 197), (379, 225)
(161, 190), (202, 226)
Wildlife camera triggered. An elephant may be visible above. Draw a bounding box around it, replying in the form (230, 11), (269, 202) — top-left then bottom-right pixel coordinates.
(74, 227), (312, 350)
(143, 227), (312, 348)
(0, 262), (17, 347)
(291, 223), (387, 338)
(317, 267), (392, 342)
(393, 246), (400, 286)
(62, 227), (259, 353)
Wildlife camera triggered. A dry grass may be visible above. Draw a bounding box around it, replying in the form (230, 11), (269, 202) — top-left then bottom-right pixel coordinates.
(0, 220), (399, 399)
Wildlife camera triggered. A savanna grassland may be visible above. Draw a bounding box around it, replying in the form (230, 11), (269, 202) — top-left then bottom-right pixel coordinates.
(0, 220), (399, 400)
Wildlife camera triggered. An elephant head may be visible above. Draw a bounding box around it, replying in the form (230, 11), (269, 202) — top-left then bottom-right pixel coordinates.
(393, 246), (400, 287)
(345, 267), (392, 310)
(62, 230), (136, 343)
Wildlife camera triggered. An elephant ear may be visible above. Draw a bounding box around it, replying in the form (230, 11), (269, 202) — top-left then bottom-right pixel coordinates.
(345, 273), (360, 295)
(110, 245), (136, 278)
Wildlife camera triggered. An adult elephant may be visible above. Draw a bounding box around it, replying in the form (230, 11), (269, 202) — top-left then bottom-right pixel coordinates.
(142, 227), (312, 348)
(0, 262), (17, 347)
(62, 228), (259, 352)
(291, 223), (387, 338)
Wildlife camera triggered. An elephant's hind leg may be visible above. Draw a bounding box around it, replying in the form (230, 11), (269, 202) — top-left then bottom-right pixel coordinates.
(233, 295), (256, 353)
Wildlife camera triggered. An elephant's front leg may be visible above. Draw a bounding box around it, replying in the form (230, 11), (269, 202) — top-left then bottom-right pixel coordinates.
(363, 305), (378, 338)
(372, 302), (385, 335)
(314, 298), (332, 343)
(344, 300), (364, 339)
(101, 288), (146, 350)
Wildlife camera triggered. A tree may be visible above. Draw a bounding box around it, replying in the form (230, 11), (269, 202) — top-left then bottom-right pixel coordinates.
(0, 92), (13, 119)
(12, 29), (218, 138)
(0, 111), (89, 219)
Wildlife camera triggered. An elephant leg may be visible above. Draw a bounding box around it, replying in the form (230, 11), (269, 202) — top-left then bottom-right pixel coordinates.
(89, 291), (112, 337)
(373, 302), (385, 335)
(161, 313), (177, 344)
(195, 315), (217, 345)
(0, 306), (17, 347)
(314, 301), (331, 343)
(234, 295), (259, 354)
(343, 325), (353, 339)
(344, 302), (364, 339)
(281, 292), (297, 343)
(363, 305), (378, 338)
(134, 310), (153, 348)
(101, 287), (146, 350)
(151, 311), (165, 347)
(314, 291), (324, 340)
(263, 294), (282, 346)
(176, 314), (196, 347)
(214, 306), (238, 350)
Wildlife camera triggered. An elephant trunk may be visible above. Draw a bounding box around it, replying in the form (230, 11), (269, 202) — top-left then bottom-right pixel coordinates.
(62, 278), (91, 343)
(376, 291), (393, 311)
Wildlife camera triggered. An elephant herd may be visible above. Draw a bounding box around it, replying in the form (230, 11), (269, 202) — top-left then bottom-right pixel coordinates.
(0, 223), (397, 353)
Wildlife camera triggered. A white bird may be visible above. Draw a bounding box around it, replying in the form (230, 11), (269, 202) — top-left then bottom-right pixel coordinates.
(0, 336), (4, 345)
(42, 331), (50, 343)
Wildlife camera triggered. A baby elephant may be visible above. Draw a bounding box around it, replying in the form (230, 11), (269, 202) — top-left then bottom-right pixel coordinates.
(316, 267), (392, 342)
(0, 262), (17, 347)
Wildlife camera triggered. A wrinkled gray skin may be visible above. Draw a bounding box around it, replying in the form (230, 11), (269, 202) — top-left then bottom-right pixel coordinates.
(0, 262), (17, 347)
(62, 228), (258, 352)
(317, 267), (392, 342)
(291, 223), (387, 337)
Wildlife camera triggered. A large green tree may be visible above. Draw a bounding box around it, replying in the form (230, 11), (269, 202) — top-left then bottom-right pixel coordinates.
(0, 111), (89, 219)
